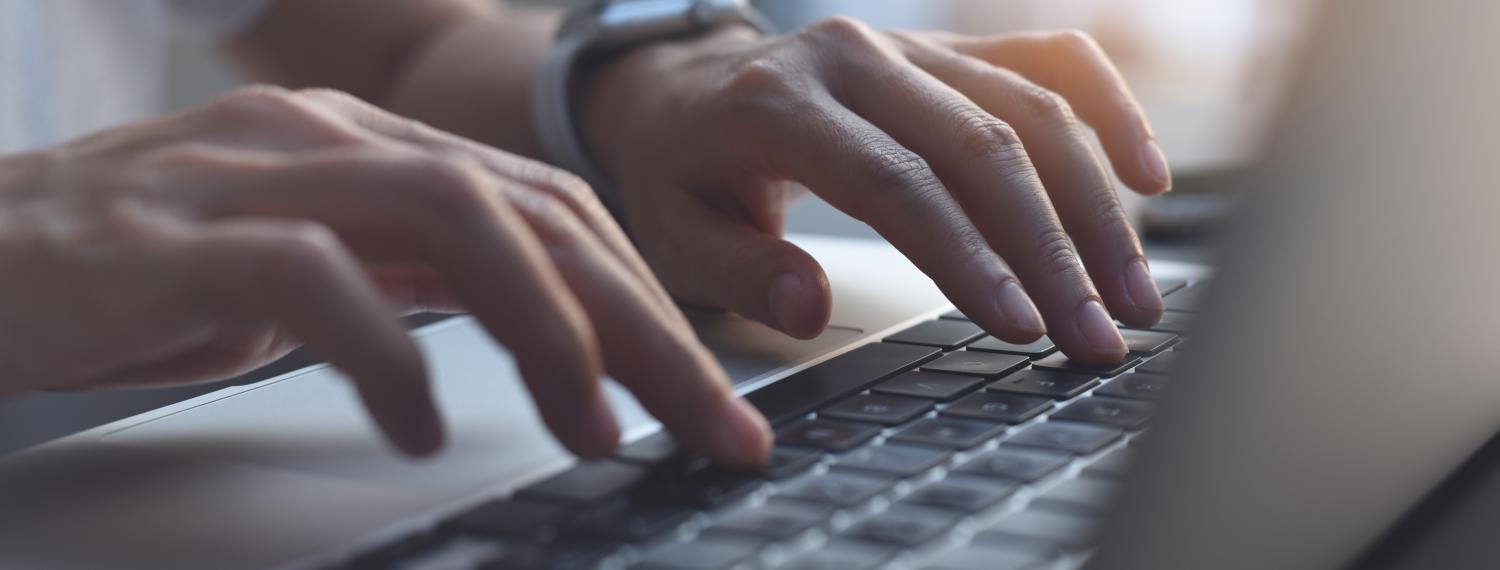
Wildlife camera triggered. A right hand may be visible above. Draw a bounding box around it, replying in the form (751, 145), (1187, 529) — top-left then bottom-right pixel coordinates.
(0, 86), (771, 465)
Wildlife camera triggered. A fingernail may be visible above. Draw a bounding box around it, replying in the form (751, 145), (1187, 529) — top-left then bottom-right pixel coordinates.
(1139, 139), (1173, 191)
(715, 396), (772, 466)
(1077, 299), (1127, 355)
(770, 272), (806, 333)
(1123, 259), (1163, 313)
(995, 280), (1045, 336)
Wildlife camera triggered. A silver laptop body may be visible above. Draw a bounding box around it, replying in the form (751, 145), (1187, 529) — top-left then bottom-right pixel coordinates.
(3, 0), (1499, 568)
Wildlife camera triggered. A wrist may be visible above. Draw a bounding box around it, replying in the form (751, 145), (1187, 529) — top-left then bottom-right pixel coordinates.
(577, 24), (765, 185)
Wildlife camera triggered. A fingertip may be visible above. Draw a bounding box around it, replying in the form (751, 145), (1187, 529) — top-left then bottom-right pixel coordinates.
(714, 396), (773, 467)
(993, 280), (1046, 340)
(1136, 139), (1173, 194)
(566, 392), (623, 460)
(1076, 298), (1129, 362)
(769, 268), (832, 340)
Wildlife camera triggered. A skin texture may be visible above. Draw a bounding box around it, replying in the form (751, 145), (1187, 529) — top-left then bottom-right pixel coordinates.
(1, 1), (1169, 463)
(582, 23), (1169, 363)
(0, 88), (769, 465)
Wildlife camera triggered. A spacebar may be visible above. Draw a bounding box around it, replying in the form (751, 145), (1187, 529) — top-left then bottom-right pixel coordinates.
(746, 342), (940, 426)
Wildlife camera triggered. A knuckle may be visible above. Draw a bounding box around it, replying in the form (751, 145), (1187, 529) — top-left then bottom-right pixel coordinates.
(1031, 227), (1082, 276)
(515, 160), (604, 218)
(1016, 85), (1076, 124)
(803, 16), (874, 46)
(1050, 29), (1101, 57)
(403, 157), (492, 220)
(801, 16), (891, 57)
(952, 113), (1024, 162)
(855, 147), (946, 221)
(724, 59), (805, 100)
(504, 184), (575, 231)
(868, 146), (936, 191)
(214, 85), (306, 120)
(260, 222), (343, 281)
(1084, 186), (1133, 235)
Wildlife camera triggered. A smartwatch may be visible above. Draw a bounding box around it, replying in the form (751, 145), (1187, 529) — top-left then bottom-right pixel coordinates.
(531, 0), (776, 215)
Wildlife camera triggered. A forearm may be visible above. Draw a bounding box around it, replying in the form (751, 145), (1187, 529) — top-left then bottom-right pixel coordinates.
(380, 5), (561, 160)
(227, 0), (561, 160)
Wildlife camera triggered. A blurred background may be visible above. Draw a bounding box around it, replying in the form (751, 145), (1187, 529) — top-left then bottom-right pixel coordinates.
(0, 0), (1317, 454)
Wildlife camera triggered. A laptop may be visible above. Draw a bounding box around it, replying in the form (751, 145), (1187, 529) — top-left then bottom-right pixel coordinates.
(4, 0), (1500, 568)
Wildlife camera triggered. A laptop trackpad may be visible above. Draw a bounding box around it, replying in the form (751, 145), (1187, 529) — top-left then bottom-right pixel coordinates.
(101, 316), (862, 494)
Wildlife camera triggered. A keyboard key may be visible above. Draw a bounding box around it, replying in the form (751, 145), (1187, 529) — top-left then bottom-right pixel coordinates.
(821, 393), (933, 426)
(924, 541), (1060, 570)
(965, 335), (1058, 358)
(954, 448), (1070, 483)
(497, 534), (619, 570)
(1051, 397), (1156, 430)
(1031, 352), (1142, 377)
(1136, 351), (1181, 375)
(1095, 373), (1170, 401)
(748, 343), (940, 425)
(779, 472), (893, 508)
(979, 509), (1101, 551)
(444, 500), (566, 539)
(680, 465), (763, 508)
(575, 500), (696, 542)
(1120, 329), (1178, 354)
(833, 444), (952, 478)
(1125, 310), (1194, 333)
(707, 500), (828, 541)
(844, 506), (959, 547)
(941, 392), (1054, 424)
(885, 320), (985, 349)
(516, 461), (648, 507)
(987, 369), (1099, 400)
(778, 418), (881, 452)
(1032, 477), (1122, 515)
(378, 534), (509, 570)
(1082, 447), (1136, 479)
(779, 540), (896, 570)
(873, 370), (986, 402)
(890, 417), (1007, 449)
(902, 478), (1016, 514)
(922, 351), (1030, 378)
(763, 447), (822, 479)
(939, 309), (969, 321)
(1155, 278), (1188, 296)
(630, 536), (761, 570)
(1005, 422), (1122, 455)
(616, 431), (679, 465)
(1163, 280), (1209, 312)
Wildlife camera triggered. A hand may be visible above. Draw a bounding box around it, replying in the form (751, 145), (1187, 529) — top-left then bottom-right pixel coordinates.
(0, 87), (770, 465)
(582, 20), (1170, 364)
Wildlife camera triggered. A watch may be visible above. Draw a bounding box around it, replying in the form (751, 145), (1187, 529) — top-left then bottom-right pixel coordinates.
(531, 0), (775, 215)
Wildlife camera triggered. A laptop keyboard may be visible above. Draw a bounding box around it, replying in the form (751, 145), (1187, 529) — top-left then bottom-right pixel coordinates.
(338, 281), (1205, 570)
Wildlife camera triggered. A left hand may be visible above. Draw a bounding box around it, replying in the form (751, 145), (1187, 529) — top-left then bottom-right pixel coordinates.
(579, 19), (1171, 364)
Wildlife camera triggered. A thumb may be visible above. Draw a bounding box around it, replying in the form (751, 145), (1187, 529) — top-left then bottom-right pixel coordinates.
(641, 201), (832, 339)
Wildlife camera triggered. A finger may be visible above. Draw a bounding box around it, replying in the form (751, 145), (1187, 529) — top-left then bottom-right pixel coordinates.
(295, 89), (682, 319)
(934, 30), (1171, 193)
(632, 190), (832, 339)
(182, 219), (444, 456)
(505, 186), (770, 466)
(189, 153), (632, 459)
(803, 21), (1127, 362)
(367, 265), (466, 314)
(898, 35), (1164, 326)
(730, 88), (1046, 345)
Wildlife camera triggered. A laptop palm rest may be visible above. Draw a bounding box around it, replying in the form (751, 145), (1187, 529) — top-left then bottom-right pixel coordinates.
(100, 314), (862, 494)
